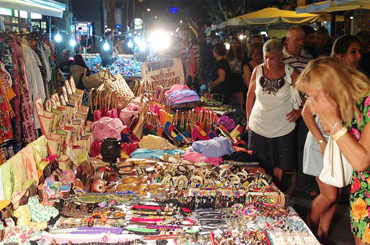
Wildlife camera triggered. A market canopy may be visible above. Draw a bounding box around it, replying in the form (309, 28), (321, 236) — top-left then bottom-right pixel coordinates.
(0, 0), (66, 18)
(296, 0), (370, 13)
(217, 7), (318, 29)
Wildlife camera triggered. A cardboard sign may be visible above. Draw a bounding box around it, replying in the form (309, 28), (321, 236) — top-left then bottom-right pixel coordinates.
(141, 58), (185, 89)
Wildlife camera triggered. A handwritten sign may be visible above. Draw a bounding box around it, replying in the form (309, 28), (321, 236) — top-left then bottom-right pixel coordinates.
(141, 58), (185, 89)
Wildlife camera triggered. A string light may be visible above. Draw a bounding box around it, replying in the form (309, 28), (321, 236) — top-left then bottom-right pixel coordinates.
(103, 40), (110, 51)
(70, 38), (77, 47)
(128, 40), (133, 48)
(54, 32), (62, 43)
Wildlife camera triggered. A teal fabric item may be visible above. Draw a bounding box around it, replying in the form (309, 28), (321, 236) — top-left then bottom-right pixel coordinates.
(130, 149), (185, 160)
(28, 195), (59, 223)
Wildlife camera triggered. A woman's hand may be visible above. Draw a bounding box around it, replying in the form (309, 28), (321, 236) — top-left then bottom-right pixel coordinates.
(319, 140), (327, 157)
(309, 88), (341, 131)
(286, 110), (301, 123)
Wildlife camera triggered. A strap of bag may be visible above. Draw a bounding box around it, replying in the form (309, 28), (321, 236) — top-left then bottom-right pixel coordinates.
(285, 64), (294, 86)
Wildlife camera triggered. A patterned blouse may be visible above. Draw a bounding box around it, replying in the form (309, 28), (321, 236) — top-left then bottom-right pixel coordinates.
(349, 95), (370, 243)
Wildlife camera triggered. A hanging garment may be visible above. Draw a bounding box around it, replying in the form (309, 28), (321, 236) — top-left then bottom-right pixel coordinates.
(20, 146), (39, 184)
(0, 160), (15, 200)
(7, 153), (26, 193)
(22, 38), (45, 129)
(10, 36), (37, 145)
(0, 168), (5, 200)
(0, 77), (14, 144)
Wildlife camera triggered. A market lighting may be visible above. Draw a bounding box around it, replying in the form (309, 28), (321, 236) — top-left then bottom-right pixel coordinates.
(147, 8), (151, 11)
(69, 38), (76, 47)
(239, 34), (245, 40)
(150, 30), (171, 51)
(54, 32), (62, 43)
(103, 40), (110, 51)
(225, 42), (230, 50)
(139, 40), (147, 51)
(350, 16), (354, 19)
(134, 36), (140, 44)
(128, 40), (133, 48)
(180, 20), (183, 23)
(155, 16), (158, 19)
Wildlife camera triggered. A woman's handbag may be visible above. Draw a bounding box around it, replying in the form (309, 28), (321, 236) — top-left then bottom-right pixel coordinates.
(319, 133), (353, 188)
(285, 65), (302, 110)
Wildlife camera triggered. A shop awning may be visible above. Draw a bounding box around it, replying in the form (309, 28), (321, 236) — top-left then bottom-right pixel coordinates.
(0, 0), (66, 18)
(217, 7), (318, 29)
(296, 0), (370, 13)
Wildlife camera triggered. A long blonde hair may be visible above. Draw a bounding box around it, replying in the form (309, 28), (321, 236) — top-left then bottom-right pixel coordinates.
(296, 57), (370, 124)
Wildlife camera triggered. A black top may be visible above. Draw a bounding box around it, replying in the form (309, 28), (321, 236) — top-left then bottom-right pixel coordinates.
(59, 60), (74, 73)
(211, 58), (231, 104)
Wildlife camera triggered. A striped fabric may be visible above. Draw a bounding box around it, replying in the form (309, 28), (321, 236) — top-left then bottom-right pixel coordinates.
(282, 48), (313, 72)
(174, 42), (200, 78)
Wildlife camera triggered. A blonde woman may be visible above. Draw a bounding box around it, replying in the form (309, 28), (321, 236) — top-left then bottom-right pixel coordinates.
(297, 57), (370, 245)
(302, 35), (362, 244)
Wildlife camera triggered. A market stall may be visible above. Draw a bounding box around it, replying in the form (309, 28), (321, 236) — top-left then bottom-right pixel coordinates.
(0, 61), (320, 244)
(83, 53), (142, 81)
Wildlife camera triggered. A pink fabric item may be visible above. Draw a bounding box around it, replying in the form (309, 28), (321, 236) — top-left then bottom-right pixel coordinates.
(119, 103), (140, 125)
(20, 146), (39, 184)
(90, 140), (102, 157)
(182, 150), (222, 166)
(106, 108), (118, 118)
(92, 117), (125, 141)
(165, 84), (190, 96)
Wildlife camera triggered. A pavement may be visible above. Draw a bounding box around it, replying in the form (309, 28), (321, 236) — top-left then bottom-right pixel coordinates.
(292, 195), (355, 245)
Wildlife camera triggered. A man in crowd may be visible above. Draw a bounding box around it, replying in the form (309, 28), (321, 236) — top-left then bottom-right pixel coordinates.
(250, 34), (264, 44)
(174, 27), (205, 92)
(301, 25), (317, 58)
(356, 30), (370, 78)
(282, 26), (314, 197)
(59, 49), (74, 73)
(315, 26), (333, 57)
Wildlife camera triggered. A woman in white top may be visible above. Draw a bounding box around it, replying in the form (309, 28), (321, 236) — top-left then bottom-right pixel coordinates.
(246, 39), (300, 186)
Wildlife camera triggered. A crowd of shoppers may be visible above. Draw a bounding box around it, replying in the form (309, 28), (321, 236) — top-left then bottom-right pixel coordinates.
(173, 25), (370, 245)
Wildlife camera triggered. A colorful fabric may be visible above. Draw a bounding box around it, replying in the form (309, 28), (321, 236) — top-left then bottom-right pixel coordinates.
(9, 36), (37, 145)
(0, 76), (14, 144)
(14, 204), (31, 226)
(28, 195), (59, 223)
(182, 150), (222, 166)
(28, 135), (48, 169)
(192, 136), (235, 158)
(349, 95), (370, 243)
(0, 218), (42, 244)
(0, 168), (5, 200)
(8, 153), (26, 193)
(0, 160), (15, 200)
(20, 146), (39, 184)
